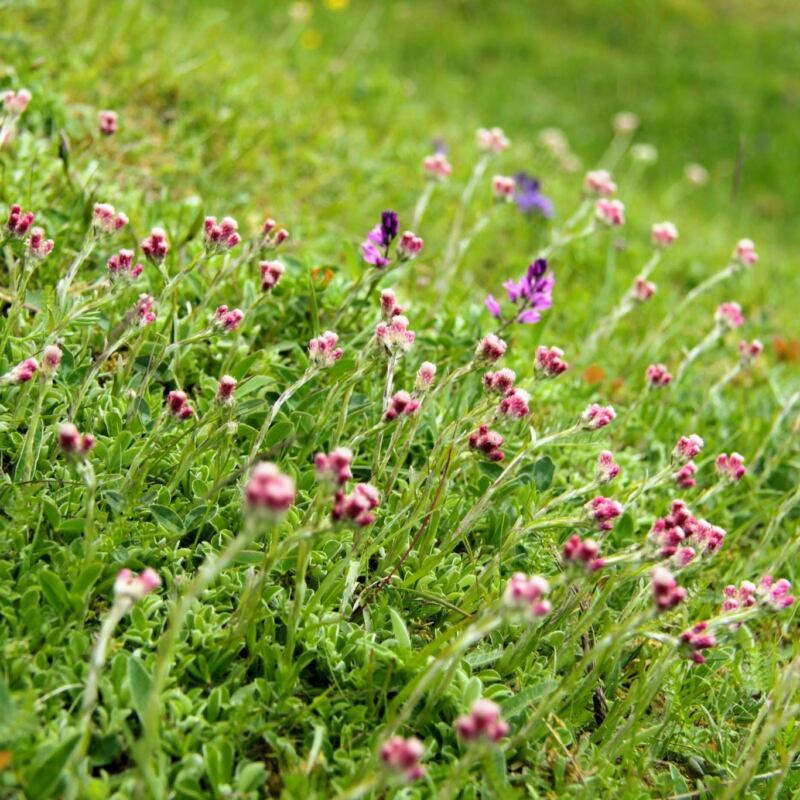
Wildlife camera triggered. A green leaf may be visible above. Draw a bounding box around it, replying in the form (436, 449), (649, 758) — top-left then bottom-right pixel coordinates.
(73, 563), (103, 599)
(42, 496), (61, 529)
(533, 457), (555, 491)
(127, 656), (151, 722)
(388, 607), (411, 653)
(150, 504), (184, 534)
(25, 733), (80, 798)
(264, 420), (294, 449)
(39, 569), (70, 614)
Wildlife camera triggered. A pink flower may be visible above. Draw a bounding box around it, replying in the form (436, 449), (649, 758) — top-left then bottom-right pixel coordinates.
(415, 362), (437, 391)
(379, 736), (425, 782)
(261, 218), (289, 249)
(492, 174), (516, 200)
(332, 483), (380, 527)
(469, 424), (505, 462)
(309, 331), (344, 367)
(92, 203), (128, 236)
(217, 375), (237, 405)
(6, 204), (35, 237)
(722, 580), (758, 613)
(581, 403), (616, 430)
(535, 345), (569, 377)
(376, 315), (416, 355)
(651, 222), (678, 249)
(58, 422), (96, 455)
(758, 575), (795, 610)
(423, 152), (452, 180)
(738, 339), (763, 365)
(646, 363), (672, 387)
(385, 390), (420, 421)
(632, 276), (656, 302)
(141, 227), (169, 263)
(3, 357), (38, 384)
(380, 288), (403, 320)
(397, 231), (424, 261)
(476, 334), (507, 363)
(477, 126), (510, 153)
(651, 566), (687, 611)
(597, 450), (620, 483)
(498, 387), (530, 418)
(456, 699), (509, 743)
(135, 294), (156, 326)
(674, 434), (704, 463)
(260, 260), (285, 292)
(99, 110), (118, 136)
(715, 302), (745, 330)
(680, 621), (716, 664)
(107, 249), (143, 281)
(3, 89), (32, 115)
(673, 546), (696, 569)
(649, 500), (725, 559)
(716, 452), (746, 482)
(484, 368), (516, 394)
(203, 215), (241, 252)
(675, 462), (698, 489)
(314, 448), (353, 486)
(584, 169), (617, 197)
(214, 305), (244, 333)
(245, 462), (296, 515)
(563, 533), (604, 571)
(585, 496), (622, 532)
(504, 573), (551, 617)
(42, 345), (63, 376)
(595, 198), (625, 227)
(166, 390), (194, 420)
(733, 238), (758, 267)
(26, 227), (54, 259)
(113, 568), (161, 601)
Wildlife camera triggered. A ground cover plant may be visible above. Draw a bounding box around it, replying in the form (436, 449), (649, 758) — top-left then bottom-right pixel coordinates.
(1, 2), (799, 799)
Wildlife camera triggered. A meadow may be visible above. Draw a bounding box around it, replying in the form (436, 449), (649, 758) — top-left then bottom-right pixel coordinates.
(1, 1), (799, 798)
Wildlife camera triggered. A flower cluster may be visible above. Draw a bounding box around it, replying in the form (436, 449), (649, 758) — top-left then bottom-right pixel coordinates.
(385, 390), (420, 421)
(7, 203), (35, 237)
(632, 276), (657, 302)
(581, 403), (616, 430)
(646, 363), (672, 387)
(309, 331), (344, 367)
(99, 110), (118, 136)
(597, 450), (620, 483)
(2, 89), (32, 115)
(166, 390), (194, 420)
(113, 568), (161, 602)
(3, 357), (38, 384)
(135, 294), (157, 326)
(217, 375), (237, 405)
(733, 238), (758, 267)
(738, 339), (763, 365)
(415, 361), (437, 391)
(498, 387), (530, 418)
(260, 260), (285, 292)
(716, 452), (746, 482)
(585, 496), (622, 532)
(651, 221), (678, 249)
(469, 425), (505, 462)
(141, 227), (169, 263)
(535, 345), (568, 377)
(476, 334), (507, 363)
(379, 736), (425, 783)
(476, 126), (510, 153)
(491, 174), (516, 200)
(504, 573), (551, 617)
(456, 699), (509, 743)
(214, 305), (245, 333)
(332, 483), (380, 527)
(361, 210), (409, 267)
(314, 448), (353, 486)
(724, 576), (794, 613)
(513, 172), (554, 217)
(673, 434), (703, 463)
(244, 462), (296, 515)
(649, 500), (726, 561)
(715, 302), (745, 330)
(26, 227), (54, 259)
(376, 315), (416, 356)
(486, 258), (554, 325)
(563, 533), (604, 571)
(42, 345), (62, 376)
(651, 566), (687, 611)
(484, 368), (516, 394)
(58, 422), (96, 455)
(92, 203), (128, 236)
(595, 198), (625, 227)
(396, 231), (424, 261)
(260, 218), (290, 250)
(679, 622), (716, 664)
(204, 215), (241, 252)
(423, 152), (452, 180)
(108, 249), (143, 281)
(584, 169), (617, 197)
(674, 462), (698, 489)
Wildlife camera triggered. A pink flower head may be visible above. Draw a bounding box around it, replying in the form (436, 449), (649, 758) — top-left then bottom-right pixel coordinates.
(692, 518), (726, 555)
(6, 204), (35, 237)
(585, 496), (623, 532)
(380, 288), (403, 320)
(492, 174), (516, 200)
(722, 580), (758, 613)
(4, 357), (38, 384)
(309, 331), (344, 367)
(581, 403), (616, 430)
(715, 302), (745, 330)
(260, 260), (285, 292)
(58, 422), (95, 456)
(476, 334), (507, 363)
(651, 566), (687, 611)
(597, 450), (620, 483)
(314, 447), (353, 487)
(261, 218), (290, 249)
(651, 222), (678, 249)
(203, 215), (241, 252)
(738, 339), (763, 365)
(99, 110), (118, 136)
(113, 568), (161, 602)
(423, 152), (453, 181)
(332, 483), (380, 527)
(535, 345), (569, 378)
(166, 390), (194, 420)
(716, 452), (746, 482)
(397, 231), (424, 261)
(378, 736), (425, 783)
(141, 227), (169, 263)
(673, 546), (696, 569)
(674, 462), (698, 489)
(733, 238), (758, 267)
(107, 249), (143, 282)
(245, 462), (296, 516)
(758, 575), (795, 610)
(92, 203), (128, 236)
(679, 621), (716, 664)
(484, 368), (516, 394)
(217, 374), (237, 405)
(476, 126), (510, 153)
(563, 533), (604, 571)
(674, 434), (704, 464)
(469, 424), (505, 462)
(26, 227), (54, 260)
(3, 89), (32, 115)
(498, 387), (530, 418)
(504, 573), (551, 617)
(595, 198), (625, 227)
(214, 305), (244, 333)
(649, 500), (692, 558)
(646, 363), (672, 387)
(456, 699), (510, 743)
(385, 390), (420, 421)
(135, 294), (156, 326)
(632, 276), (657, 302)
(375, 315), (416, 356)
(584, 169), (617, 197)
(415, 361), (437, 391)
(42, 345), (63, 376)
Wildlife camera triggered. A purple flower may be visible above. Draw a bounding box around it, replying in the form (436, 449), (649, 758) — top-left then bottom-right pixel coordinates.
(361, 240), (390, 267)
(514, 172), (554, 218)
(360, 211), (400, 267)
(381, 210), (399, 245)
(486, 259), (555, 326)
(486, 294), (501, 318)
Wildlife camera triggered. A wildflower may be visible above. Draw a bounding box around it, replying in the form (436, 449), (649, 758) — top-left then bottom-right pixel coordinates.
(716, 452), (746, 482)
(504, 573), (551, 617)
(584, 169), (617, 197)
(673, 434), (704, 463)
(476, 127), (510, 153)
(217, 375), (237, 405)
(26, 227), (54, 259)
(535, 345), (568, 377)
(375, 316), (415, 356)
(738, 339), (763, 365)
(314, 448), (353, 486)
(423, 152), (452, 180)
(244, 462), (296, 515)
(332, 483), (380, 526)
(513, 172), (554, 217)
(692, 518), (726, 554)
(675, 462), (698, 489)
(722, 581), (757, 612)
(649, 501), (725, 559)
(758, 576), (795, 610)
(585, 496), (622, 532)
(456, 699), (509, 743)
(651, 222), (678, 249)
(58, 422), (95, 455)
(113, 568), (161, 602)
(2, 89), (32, 115)
(595, 198), (625, 227)
(673, 546), (696, 569)
(685, 163), (709, 186)
(498, 387), (530, 418)
(484, 368), (516, 394)
(679, 622), (716, 664)
(631, 143), (658, 163)
(379, 736), (425, 783)
(92, 203), (128, 236)
(309, 331), (344, 367)
(361, 239), (390, 268)
(107, 249), (143, 281)
(476, 334), (507, 362)
(3, 357), (38, 384)
(204, 216), (241, 252)
(613, 111), (639, 134)
(563, 533), (604, 571)
(42, 345), (63, 376)
(135, 294), (156, 326)
(469, 424), (505, 462)
(261, 219), (290, 249)
(631, 276), (656, 302)
(166, 390), (194, 420)
(733, 238), (758, 267)
(651, 566), (687, 611)
(492, 175), (516, 201)
(141, 227), (169, 263)
(99, 110), (118, 136)
(597, 450), (620, 483)
(581, 403), (616, 430)
(6, 204), (35, 237)
(488, 258), (554, 325)
(715, 302), (745, 330)
(214, 305), (245, 333)
(646, 363), (672, 387)
(415, 361), (437, 391)
(380, 210), (399, 245)
(380, 289), (403, 320)
(260, 260), (285, 292)
(385, 390), (420, 421)
(396, 231), (424, 261)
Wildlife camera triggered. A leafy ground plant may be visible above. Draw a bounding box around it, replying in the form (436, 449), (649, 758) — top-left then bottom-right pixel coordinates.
(2, 6), (800, 800)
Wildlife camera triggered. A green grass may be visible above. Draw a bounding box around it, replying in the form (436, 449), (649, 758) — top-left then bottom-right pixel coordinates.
(1, 1), (799, 798)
